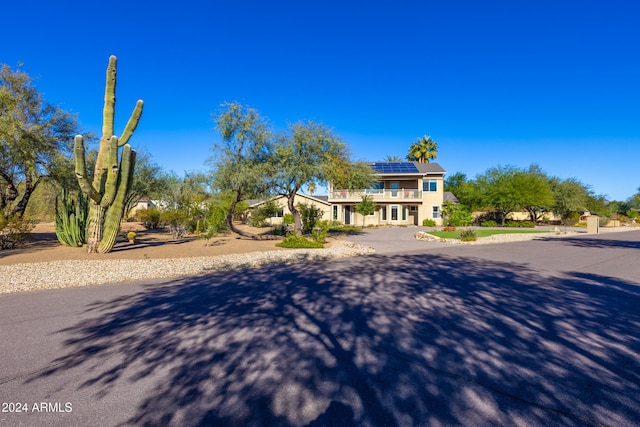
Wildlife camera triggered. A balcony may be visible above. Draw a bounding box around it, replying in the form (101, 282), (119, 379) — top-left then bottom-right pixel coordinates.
(329, 189), (422, 201)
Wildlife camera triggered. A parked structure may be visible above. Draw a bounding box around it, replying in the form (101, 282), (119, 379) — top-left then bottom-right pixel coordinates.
(328, 162), (448, 226)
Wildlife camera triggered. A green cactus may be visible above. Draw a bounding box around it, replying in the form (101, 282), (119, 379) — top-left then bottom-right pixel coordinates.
(54, 188), (88, 247)
(74, 55), (143, 253)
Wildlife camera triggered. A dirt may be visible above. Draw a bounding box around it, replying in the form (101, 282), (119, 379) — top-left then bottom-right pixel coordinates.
(0, 222), (288, 265)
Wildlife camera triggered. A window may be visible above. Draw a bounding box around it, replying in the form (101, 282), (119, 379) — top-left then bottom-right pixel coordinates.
(432, 206), (441, 219)
(390, 182), (399, 197)
(332, 205), (339, 221)
(423, 180), (437, 192)
(272, 209), (284, 218)
(366, 182), (384, 194)
(380, 206), (387, 221)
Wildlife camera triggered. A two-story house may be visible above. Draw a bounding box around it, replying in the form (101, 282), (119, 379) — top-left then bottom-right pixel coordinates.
(328, 162), (447, 226)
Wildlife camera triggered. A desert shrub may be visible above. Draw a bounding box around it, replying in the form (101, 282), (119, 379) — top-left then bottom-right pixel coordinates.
(459, 229), (477, 242)
(443, 226), (457, 232)
(627, 210), (638, 221)
(271, 224), (289, 236)
(137, 208), (163, 229)
(161, 209), (190, 239)
(598, 216), (609, 227)
(311, 220), (331, 243)
(422, 219), (436, 227)
(0, 215), (34, 249)
(203, 205), (230, 237)
(504, 220), (535, 228)
(480, 220), (497, 227)
(298, 203), (323, 234)
(442, 202), (473, 227)
(249, 199), (282, 227)
(562, 211), (581, 227)
(276, 235), (324, 249)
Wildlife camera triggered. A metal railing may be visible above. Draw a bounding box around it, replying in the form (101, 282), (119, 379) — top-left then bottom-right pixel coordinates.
(330, 189), (422, 200)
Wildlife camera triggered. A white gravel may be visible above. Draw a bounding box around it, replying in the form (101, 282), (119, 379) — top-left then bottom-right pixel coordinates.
(0, 241), (375, 295)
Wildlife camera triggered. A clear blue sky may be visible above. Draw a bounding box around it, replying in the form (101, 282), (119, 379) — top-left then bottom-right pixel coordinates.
(4, 1), (639, 200)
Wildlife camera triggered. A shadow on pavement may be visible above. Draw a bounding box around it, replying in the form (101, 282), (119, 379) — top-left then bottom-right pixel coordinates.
(33, 252), (640, 426)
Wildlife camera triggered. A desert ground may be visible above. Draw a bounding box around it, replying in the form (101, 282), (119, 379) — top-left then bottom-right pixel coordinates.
(0, 222), (291, 266)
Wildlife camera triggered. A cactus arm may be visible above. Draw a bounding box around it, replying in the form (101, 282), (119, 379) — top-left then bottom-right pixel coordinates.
(101, 136), (120, 208)
(103, 55), (117, 139)
(73, 135), (102, 203)
(98, 146), (136, 253)
(118, 100), (144, 146)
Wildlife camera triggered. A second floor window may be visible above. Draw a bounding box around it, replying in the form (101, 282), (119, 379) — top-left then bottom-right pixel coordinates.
(423, 180), (437, 192)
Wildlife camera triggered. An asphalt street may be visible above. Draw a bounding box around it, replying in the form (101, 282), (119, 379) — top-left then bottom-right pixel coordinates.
(1, 230), (639, 426)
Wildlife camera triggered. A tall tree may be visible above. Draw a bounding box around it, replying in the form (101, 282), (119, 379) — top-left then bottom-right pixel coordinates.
(210, 102), (277, 239)
(272, 121), (350, 233)
(549, 177), (589, 225)
(0, 64), (80, 218)
(406, 135), (438, 164)
(514, 164), (555, 224)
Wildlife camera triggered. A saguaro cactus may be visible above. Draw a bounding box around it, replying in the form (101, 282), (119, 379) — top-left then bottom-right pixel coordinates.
(74, 55), (143, 253)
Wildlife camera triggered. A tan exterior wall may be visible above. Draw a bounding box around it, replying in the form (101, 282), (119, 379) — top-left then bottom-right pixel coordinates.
(252, 194), (331, 225)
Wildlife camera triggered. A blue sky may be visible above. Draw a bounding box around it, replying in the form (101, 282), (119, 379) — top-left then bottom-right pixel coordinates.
(3, 1), (639, 200)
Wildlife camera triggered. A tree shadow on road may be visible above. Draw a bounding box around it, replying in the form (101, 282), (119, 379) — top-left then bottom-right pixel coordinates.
(32, 252), (640, 426)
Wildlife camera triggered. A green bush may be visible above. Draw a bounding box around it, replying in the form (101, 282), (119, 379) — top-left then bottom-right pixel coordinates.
(283, 213), (294, 225)
(0, 215), (34, 249)
(480, 220), (497, 227)
(504, 220), (535, 228)
(459, 229), (477, 242)
(311, 220), (331, 243)
(422, 219), (436, 227)
(203, 205), (230, 237)
(160, 209), (190, 239)
(249, 199), (282, 227)
(442, 202), (473, 226)
(598, 216), (609, 227)
(299, 203), (323, 234)
(137, 208), (163, 229)
(276, 235), (324, 248)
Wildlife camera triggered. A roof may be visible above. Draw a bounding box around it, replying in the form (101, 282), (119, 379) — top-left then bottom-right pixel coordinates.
(444, 192), (459, 203)
(245, 193), (331, 208)
(369, 161), (446, 175)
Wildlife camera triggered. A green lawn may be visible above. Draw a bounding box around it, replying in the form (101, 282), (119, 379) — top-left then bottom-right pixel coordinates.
(428, 229), (550, 239)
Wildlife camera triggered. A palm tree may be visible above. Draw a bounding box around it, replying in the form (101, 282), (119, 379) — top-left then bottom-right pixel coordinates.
(383, 155), (403, 162)
(406, 135), (438, 164)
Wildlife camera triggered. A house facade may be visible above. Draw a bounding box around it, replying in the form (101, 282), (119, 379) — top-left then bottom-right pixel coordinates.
(328, 162), (447, 226)
(246, 194), (332, 225)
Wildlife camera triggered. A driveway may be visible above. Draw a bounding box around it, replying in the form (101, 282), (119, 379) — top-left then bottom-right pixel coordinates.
(1, 231), (639, 426)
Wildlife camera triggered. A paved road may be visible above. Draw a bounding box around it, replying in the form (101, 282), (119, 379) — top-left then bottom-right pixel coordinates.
(1, 231), (639, 426)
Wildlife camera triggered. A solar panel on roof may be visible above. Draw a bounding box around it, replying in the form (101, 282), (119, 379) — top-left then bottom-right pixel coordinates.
(370, 162), (419, 173)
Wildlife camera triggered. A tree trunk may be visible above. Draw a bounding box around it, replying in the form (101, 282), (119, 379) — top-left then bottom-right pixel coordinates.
(227, 191), (280, 240)
(287, 194), (302, 235)
(10, 174), (41, 218)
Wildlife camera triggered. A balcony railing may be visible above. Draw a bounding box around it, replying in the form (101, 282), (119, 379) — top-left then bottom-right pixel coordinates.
(330, 189), (422, 200)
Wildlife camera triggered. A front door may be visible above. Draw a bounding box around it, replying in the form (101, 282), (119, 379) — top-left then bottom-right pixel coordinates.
(344, 205), (351, 225)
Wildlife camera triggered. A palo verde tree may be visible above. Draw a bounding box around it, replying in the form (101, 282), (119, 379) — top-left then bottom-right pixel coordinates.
(272, 121), (351, 234)
(406, 135), (438, 164)
(0, 63), (80, 219)
(210, 102), (277, 240)
(355, 195), (376, 227)
(74, 56), (144, 253)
